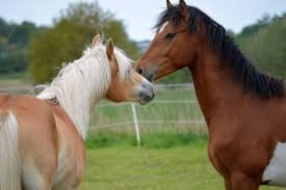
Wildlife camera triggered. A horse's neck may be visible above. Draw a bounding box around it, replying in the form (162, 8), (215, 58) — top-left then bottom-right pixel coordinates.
(190, 49), (244, 125)
(57, 88), (98, 140)
(39, 55), (111, 140)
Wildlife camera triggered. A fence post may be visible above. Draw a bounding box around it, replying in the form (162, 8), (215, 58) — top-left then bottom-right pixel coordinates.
(131, 103), (141, 147)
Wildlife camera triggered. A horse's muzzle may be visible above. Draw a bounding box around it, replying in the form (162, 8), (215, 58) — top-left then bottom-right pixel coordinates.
(136, 67), (155, 82)
(138, 82), (155, 105)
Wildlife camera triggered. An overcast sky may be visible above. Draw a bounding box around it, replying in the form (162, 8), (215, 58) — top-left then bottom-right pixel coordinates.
(0, 0), (285, 41)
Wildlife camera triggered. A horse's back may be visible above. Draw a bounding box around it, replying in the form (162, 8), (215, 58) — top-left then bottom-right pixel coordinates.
(0, 94), (57, 139)
(0, 94), (58, 189)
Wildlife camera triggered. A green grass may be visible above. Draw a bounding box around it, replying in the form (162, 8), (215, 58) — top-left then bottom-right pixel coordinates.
(86, 130), (207, 149)
(83, 144), (224, 190)
(83, 131), (283, 189)
(83, 145), (283, 190)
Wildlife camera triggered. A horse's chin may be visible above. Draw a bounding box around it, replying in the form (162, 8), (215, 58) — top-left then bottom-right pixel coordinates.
(138, 99), (150, 105)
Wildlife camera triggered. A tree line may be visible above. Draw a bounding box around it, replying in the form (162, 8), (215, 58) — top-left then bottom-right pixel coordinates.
(0, 2), (286, 84)
(0, 19), (42, 74)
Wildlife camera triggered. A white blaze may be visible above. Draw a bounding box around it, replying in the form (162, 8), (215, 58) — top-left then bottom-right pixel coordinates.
(158, 22), (169, 34)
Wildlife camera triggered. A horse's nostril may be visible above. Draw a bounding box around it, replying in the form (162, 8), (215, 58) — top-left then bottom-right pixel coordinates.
(147, 74), (154, 82)
(136, 68), (143, 75)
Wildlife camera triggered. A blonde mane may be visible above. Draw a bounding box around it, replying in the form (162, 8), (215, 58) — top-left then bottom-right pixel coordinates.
(37, 43), (132, 139)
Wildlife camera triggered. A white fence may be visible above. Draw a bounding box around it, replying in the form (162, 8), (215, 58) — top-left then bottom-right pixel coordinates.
(0, 83), (206, 146)
(91, 83), (206, 146)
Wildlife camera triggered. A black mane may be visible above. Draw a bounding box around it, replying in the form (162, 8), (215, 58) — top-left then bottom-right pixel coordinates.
(155, 5), (284, 99)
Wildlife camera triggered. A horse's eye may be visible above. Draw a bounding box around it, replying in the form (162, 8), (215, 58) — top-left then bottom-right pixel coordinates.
(165, 33), (176, 39)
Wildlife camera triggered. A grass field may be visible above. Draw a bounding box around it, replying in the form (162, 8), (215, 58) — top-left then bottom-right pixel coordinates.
(83, 144), (283, 190)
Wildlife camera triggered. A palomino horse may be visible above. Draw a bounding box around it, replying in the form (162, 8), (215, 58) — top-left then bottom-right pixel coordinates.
(135, 0), (286, 189)
(0, 34), (154, 190)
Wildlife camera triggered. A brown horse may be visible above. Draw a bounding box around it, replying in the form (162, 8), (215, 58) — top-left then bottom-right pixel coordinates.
(0, 34), (154, 190)
(135, 0), (286, 189)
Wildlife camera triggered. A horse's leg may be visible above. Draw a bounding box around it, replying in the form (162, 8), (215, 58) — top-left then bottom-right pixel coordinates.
(21, 136), (57, 190)
(230, 173), (259, 190)
(22, 163), (55, 190)
(20, 109), (58, 190)
(52, 180), (82, 190)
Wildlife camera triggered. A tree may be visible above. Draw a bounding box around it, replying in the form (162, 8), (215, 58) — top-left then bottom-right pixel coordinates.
(0, 18), (37, 75)
(0, 18), (13, 37)
(239, 14), (286, 78)
(8, 21), (37, 46)
(29, 2), (140, 83)
(0, 50), (27, 73)
(237, 13), (271, 40)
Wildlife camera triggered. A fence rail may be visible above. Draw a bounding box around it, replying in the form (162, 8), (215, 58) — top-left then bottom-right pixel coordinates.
(0, 83), (206, 146)
(91, 83), (205, 146)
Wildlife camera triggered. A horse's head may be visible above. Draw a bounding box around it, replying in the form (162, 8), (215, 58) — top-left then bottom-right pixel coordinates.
(135, 0), (200, 81)
(91, 35), (155, 105)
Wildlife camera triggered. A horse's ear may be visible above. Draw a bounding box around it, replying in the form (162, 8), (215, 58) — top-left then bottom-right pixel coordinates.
(166, 0), (174, 10)
(106, 38), (114, 60)
(91, 34), (101, 47)
(179, 0), (188, 20)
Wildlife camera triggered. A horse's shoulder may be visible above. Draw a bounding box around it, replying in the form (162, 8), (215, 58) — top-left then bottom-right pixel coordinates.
(50, 105), (75, 128)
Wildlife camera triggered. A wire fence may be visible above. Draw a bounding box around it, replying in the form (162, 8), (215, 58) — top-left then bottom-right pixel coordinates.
(0, 83), (207, 146)
(90, 83), (206, 146)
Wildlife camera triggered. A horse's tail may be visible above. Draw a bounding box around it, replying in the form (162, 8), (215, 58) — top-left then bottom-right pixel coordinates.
(0, 111), (21, 190)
